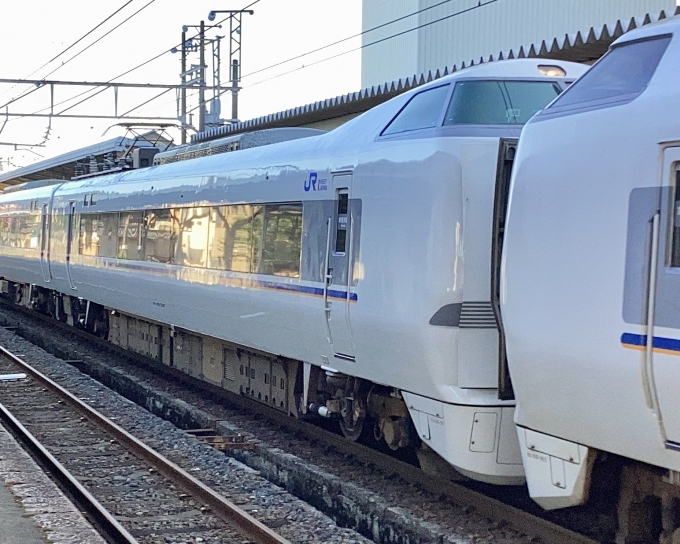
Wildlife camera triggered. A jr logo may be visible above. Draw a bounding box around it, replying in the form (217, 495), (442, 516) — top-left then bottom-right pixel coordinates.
(304, 172), (318, 192)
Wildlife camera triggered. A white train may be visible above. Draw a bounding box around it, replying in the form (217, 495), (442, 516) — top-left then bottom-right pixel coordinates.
(0, 59), (584, 488)
(503, 16), (680, 543)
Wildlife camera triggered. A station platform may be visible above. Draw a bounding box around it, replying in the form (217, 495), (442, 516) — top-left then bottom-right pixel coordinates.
(0, 424), (106, 544)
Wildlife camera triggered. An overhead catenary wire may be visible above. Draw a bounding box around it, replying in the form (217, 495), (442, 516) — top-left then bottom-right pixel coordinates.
(0, 0), (158, 148)
(39, 0), (157, 82)
(187, 0), (499, 116)
(0, 0), (138, 107)
(6, 0), (261, 124)
(8, 0), (484, 137)
(47, 0), (137, 65)
(248, 0), (499, 88)
(1, 0), (157, 111)
(239, 0), (455, 81)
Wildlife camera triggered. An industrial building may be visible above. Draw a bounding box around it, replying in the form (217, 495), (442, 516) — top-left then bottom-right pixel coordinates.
(0, 1), (677, 189)
(361, 0), (679, 87)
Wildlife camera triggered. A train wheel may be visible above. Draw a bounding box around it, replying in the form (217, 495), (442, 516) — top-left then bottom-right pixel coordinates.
(339, 377), (366, 441)
(615, 463), (680, 544)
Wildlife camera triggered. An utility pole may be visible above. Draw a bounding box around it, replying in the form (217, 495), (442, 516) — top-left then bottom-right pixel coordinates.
(208, 9), (253, 123)
(198, 20), (206, 133)
(181, 28), (187, 144)
(231, 59), (239, 121)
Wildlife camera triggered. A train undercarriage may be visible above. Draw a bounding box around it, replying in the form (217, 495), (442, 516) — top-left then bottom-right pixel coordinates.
(5, 279), (680, 543)
(4, 281), (418, 456)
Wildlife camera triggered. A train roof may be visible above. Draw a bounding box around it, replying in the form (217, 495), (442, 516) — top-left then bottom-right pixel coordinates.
(423, 58), (587, 82)
(614, 12), (680, 44)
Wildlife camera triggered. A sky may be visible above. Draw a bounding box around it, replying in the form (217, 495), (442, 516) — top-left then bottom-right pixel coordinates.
(0, 0), (363, 172)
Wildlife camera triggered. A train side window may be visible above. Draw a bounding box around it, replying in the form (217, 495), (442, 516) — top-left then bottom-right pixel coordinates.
(208, 207), (228, 270)
(671, 171), (680, 268)
(175, 207), (209, 268)
(19, 212), (40, 250)
(547, 34), (671, 113)
(259, 203), (303, 277)
(208, 205), (256, 272)
(381, 84), (450, 136)
(229, 205), (257, 273)
(117, 211), (145, 261)
(144, 209), (177, 264)
(0, 216), (9, 246)
(79, 214), (100, 256)
(251, 206), (264, 273)
(97, 213), (118, 258)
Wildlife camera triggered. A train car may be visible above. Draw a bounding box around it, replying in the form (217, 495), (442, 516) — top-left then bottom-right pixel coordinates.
(0, 58), (585, 486)
(152, 127), (326, 165)
(502, 15), (680, 543)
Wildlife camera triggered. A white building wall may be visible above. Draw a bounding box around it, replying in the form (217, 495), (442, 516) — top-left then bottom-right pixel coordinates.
(362, 0), (419, 87)
(362, 0), (678, 87)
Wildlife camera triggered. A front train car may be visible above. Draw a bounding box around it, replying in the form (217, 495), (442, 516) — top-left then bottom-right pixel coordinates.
(0, 59), (582, 486)
(502, 15), (680, 541)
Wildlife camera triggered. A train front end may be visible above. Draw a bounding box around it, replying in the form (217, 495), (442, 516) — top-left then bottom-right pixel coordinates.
(501, 15), (680, 525)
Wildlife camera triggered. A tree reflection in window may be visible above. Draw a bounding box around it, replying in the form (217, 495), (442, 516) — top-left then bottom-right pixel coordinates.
(74, 202), (304, 278)
(260, 204), (303, 277)
(118, 212), (145, 261)
(144, 209), (178, 264)
(175, 207), (209, 267)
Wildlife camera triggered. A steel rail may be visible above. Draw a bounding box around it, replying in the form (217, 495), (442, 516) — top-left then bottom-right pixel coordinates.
(1, 302), (598, 544)
(0, 344), (290, 544)
(0, 401), (139, 544)
(214, 385), (600, 544)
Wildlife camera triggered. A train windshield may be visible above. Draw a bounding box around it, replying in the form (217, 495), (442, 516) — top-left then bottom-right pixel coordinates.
(444, 80), (561, 125)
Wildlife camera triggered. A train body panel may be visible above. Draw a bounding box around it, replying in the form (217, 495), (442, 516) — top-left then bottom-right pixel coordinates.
(0, 58), (586, 484)
(502, 17), (680, 510)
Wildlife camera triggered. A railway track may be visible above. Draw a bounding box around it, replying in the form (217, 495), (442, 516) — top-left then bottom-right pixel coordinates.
(0, 344), (289, 544)
(0, 301), (607, 544)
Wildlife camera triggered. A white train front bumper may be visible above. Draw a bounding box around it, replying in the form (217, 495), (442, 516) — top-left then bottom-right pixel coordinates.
(517, 426), (594, 510)
(402, 391), (525, 485)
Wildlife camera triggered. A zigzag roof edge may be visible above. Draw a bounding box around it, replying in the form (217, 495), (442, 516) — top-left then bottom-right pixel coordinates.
(192, 9), (676, 143)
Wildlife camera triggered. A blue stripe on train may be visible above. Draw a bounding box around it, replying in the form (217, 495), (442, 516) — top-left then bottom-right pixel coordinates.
(621, 332), (680, 353)
(93, 259), (359, 302)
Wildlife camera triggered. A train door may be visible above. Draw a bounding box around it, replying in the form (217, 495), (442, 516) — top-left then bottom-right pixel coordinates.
(647, 148), (680, 447)
(65, 201), (76, 290)
(40, 203), (51, 283)
(323, 173), (355, 362)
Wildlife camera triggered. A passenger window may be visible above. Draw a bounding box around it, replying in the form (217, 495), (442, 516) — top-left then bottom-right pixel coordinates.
(671, 171), (680, 268)
(549, 35), (670, 111)
(381, 85), (450, 136)
(0, 217), (9, 247)
(144, 209), (177, 264)
(17, 213), (40, 249)
(251, 206), (264, 273)
(175, 207), (209, 267)
(118, 211), (145, 261)
(444, 81), (561, 125)
(79, 214), (100, 256)
(97, 213), (119, 258)
(208, 205), (256, 272)
(230, 205), (257, 273)
(259, 203), (303, 277)
(208, 207), (228, 270)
